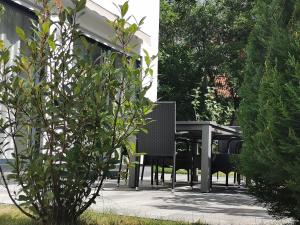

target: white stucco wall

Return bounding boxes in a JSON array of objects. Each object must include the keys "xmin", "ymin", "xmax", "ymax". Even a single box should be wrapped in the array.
[
  {"xmin": 11, "ymin": 0, "xmax": 160, "ymax": 101},
  {"xmin": 96, "ymin": 0, "xmax": 159, "ymax": 39},
  {"xmin": 82, "ymin": 0, "xmax": 160, "ymax": 101},
  {"xmin": 89, "ymin": 0, "xmax": 160, "ymax": 101}
]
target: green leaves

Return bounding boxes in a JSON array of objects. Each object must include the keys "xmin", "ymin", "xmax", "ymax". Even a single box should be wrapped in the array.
[
  {"xmin": 239, "ymin": 0, "xmax": 300, "ymax": 221},
  {"xmin": 74, "ymin": 83, "xmax": 81, "ymax": 95},
  {"xmin": 128, "ymin": 23, "xmax": 138, "ymax": 34},
  {"xmin": 45, "ymin": 191, "xmax": 54, "ymax": 201},
  {"xmin": 7, "ymin": 173, "xmax": 17, "ymax": 180},
  {"xmin": 48, "ymin": 39, "xmax": 56, "ymax": 50},
  {"xmin": 0, "ymin": 4, "xmax": 4, "ymax": 20},
  {"xmin": 18, "ymin": 195, "xmax": 30, "ymax": 202},
  {"xmin": 76, "ymin": 0, "xmax": 86, "ymax": 12},
  {"xmin": 0, "ymin": 46, "xmax": 9, "ymax": 64},
  {"xmin": 111, "ymin": 0, "xmax": 147, "ymax": 53},
  {"xmin": 121, "ymin": 1, "xmax": 129, "ymax": 18},
  {"xmin": 41, "ymin": 21, "xmax": 50, "ymax": 34},
  {"xmin": 159, "ymin": 0, "xmax": 253, "ymax": 121},
  {"xmin": 143, "ymin": 49, "xmax": 151, "ymax": 67},
  {"xmin": 16, "ymin": 26, "xmax": 26, "ymax": 41},
  {"xmin": 0, "ymin": 0, "xmax": 153, "ymax": 224},
  {"xmin": 0, "ymin": 39, "xmax": 4, "ymax": 50},
  {"xmin": 138, "ymin": 17, "xmax": 146, "ymax": 26}
]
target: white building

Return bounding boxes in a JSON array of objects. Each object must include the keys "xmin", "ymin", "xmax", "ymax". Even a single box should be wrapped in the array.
[
  {"xmin": 0, "ymin": 0, "xmax": 159, "ymax": 101},
  {"xmin": 0, "ymin": 0, "xmax": 160, "ymax": 162}
]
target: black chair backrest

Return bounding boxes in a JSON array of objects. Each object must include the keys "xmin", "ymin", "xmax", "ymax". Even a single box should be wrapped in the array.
[
  {"xmin": 217, "ymin": 138, "xmax": 242, "ymax": 154},
  {"xmin": 228, "ymin": 139, "xmax": 243, "ymax": 154},
  {"xmin": 137, "ymin": 102, "xmax": 176, "ymax": 157},
  {"xmin": 218, "ymin": 140, "xmax": 229, "ymax": 154},
  {"xmin": 213, "ymin": 138, "xmax": 243, "ymax": 174},
  {"xmin": 211, "ymin": 154, "xmax": 234, "ymax": 174}
]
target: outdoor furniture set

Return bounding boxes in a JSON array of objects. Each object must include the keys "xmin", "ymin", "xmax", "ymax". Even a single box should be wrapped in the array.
[{"xmin": 119, "ymin": 101, "xmax": 242, "ymax": 193}]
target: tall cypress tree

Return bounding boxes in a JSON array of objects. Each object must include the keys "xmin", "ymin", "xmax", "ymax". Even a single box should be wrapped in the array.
[{"xmin": 239, "ymin": 0, "xmax": 300, "ymax": 222}]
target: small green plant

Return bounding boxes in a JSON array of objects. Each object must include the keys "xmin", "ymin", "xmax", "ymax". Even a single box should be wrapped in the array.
[
  {"xmin": 192, "ymin": 86, "xmax": 234, "ymax": 125},
  {"xmin": 0, "ymin": 0, "xmax": 153, "ymax": 224}
]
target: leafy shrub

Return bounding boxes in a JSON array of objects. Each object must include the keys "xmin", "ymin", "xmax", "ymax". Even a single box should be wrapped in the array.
[{"xmin": 0, "ymin": 1, "xmax": 153, "ymax": 224}]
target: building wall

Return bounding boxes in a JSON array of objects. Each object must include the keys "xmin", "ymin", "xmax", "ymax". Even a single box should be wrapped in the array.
[
  {"xmin": 9, "ymin": 0, "xmax": 160, "ymax": 101},
  {"xmin": 0, "ymin": 0, "xmax": 160, "ymax": 161},
  {"xmin": 81, "ymin": 0, "xmax": 160, "ymax": 101}
]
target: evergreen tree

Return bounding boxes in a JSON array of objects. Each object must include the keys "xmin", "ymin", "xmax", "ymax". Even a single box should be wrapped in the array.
[{"xmin": 239, "ymin": 0, "xmax": 300, "ymax": 222}]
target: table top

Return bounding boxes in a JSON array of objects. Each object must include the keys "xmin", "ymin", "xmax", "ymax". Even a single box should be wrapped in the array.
[{"xmin": 176, "ymin": 121, "xmax": 241, "ymax": 136}]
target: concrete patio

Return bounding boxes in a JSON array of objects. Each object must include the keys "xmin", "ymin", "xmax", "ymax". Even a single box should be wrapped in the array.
[{"xmin": 0, "ymin": 172, "xmax": 292, "ymax": 225}]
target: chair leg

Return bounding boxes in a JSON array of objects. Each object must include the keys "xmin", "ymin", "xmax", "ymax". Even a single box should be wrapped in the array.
[
  {"xmin": 217, "ymin": 172, "xmax": 219, "ymax": 181},
  {"xmin": 161, "ymin": 159, "xmax": 165, "ymax": 184},
  {"xmin": 151, "ymin": 157, "xmax": 154, "ymax": 186},
  {"xmin": 134, "ymin": 156, "xmax": 140, "ymax": 190},
  {"xmin": 141, "ymin": 163, "xmax": 145, "ymax": 181},
  {"xmin": 172, "ymin": 153, "xmax": 176, "ymax": 192},
  {"xmin": 117, "ymin": 152, "xmax": 124, "ymax": 187},
  {"xmin": 155, "ymin": 159, "xmax": 159, "ymax": 186},
  {"xmin": 187, "ymin": 169, "xmax": 190, "ymax": 182},
  {"xmin": 234, "ymin": 172, "xmax": 237, "ymax": 184},
  {"xmin": 226, "ymin": 173, "xmax": 229, "ymax": 188},
  {"xmin": 190, "ymin": 152, "xmax": 194, "ymax": 187},
  {"xmin": 190, "ymin": 169, "xmax": 193, "ymax": 188},
  {"xmin": 125, "ymin": 167, "xmax": 128, "ymax": 181},
  {"xmin": 175, "ymin": 171, "xmax": 177, "ymax": 183},
  {"xmin": 237, "ymin": 173, "xmax": 241, "ymax": 187}
]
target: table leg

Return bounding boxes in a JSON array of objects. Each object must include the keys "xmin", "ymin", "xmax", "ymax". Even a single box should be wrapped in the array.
[
  {"xmin": 128, "ymin": 153, "xmax": 136, "ymax": 188},
  {"xmin": 191, "ymin": 141, "xmax": 199, "ymax": 182},
  {"xmin": 201, "ymin": 125, "xmax": 212, "ymax": 192},
  {"xmin": 128, "ymin": 137, "xmax": 139, "ymax": 189}
]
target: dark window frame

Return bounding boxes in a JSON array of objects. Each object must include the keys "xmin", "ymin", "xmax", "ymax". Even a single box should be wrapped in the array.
[
  {"xmin": 83, "ymin": 35, "xmax": 112, "ymax": 53},
  {"xmin": 0, "ymin": 0, "xmax": 37, "ymax": 20},
  {"xmin": 1, "ymin": 0, "xmax": 142, "ymax": 67}
]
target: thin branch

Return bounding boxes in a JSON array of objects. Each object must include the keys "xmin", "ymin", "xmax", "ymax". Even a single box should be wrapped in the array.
[
  {"xmin": 0, "ymin": 165, "xmax": 37, "ymax": 220},
  {"xmin": 75, "ymin": 174, "xmax": 106, "ymax": 217}
]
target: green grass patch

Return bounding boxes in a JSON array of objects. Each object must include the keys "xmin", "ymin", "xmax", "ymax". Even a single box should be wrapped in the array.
[
  {"xmin": 212, "ymin": 172, "xmax": 235, "ymax": 177},
  {"xmin": 0, "ymin": 204, "xmax": 205, "ymax": 225},
  {"xmin": 155, "ymin": 166, "xmax": 236, "ymax": 177},
  {"xmin": 155, "ymin": 166, "xmax": 188, "ymax": 175}
]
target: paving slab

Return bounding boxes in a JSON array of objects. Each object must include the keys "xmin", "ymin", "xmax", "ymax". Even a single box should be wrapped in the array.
[
  {"xmin": 0, "ymin": 173, "xmax": 292, "ymax": 225},
  {"xmin": 90, "ymin": 178, "xmax": 291, "ymax": 225}
]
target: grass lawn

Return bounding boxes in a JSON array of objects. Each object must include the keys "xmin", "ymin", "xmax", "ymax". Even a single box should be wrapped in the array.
[
  {"xmin": 0, "ymin": 204, "xmax": 205, "ymax": 225},
  {"xmin": 156, "ymin": 166, "xmax": 235, "ymax": 177},
  {"xmin": 156, "ymin": 166, "xmax": 188, "ymax": 175},
  {"xmin": 212, "ymin": 172, "xmax": 235, "ymax": 177}
]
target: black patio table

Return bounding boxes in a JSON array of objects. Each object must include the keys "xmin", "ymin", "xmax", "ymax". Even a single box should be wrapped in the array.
[{"xmin": 176, "ymin": 121, "xmax": 241, "ymax": 192}]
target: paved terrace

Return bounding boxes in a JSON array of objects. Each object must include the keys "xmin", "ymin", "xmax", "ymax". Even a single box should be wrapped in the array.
[{"xmin": 0, "ymin": 172, "xmax": 292, "ymax": 225}]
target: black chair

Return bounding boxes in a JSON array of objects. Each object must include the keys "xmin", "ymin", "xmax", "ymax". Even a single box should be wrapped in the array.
[
  {"xmin": 211, "ymin": 137, "xmax": 243, "ymax": 187},
  {"xmin": 174, "ymin": 140, "xmax": 192, "ymax": 182},
  {"xmin": 136, "ymin": 101, "xmax": 188, "ymax": 191},
  {"xmin": 140, "ymin": 139, "xmax": 191, "ymax": 186}
]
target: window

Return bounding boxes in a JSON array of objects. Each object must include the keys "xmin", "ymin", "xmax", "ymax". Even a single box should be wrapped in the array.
[
  {"xmin": 75, "ymin": 35, "xmax": 112, "ymax": 65},
  {"xmin": 0, "ymin": 0, "xmax": 36, "ymax": 65},
  {"xmin": 0, "ymin": 0, "xmax": 36, "ymax": 160},
  {"xmin": 75, "ymin": 35, "xmax": 141, "ymax": 69}
]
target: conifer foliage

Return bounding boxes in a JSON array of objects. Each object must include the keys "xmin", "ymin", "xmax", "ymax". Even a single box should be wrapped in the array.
[{"xmin": 239, "ymin": 0, "xmax": 300, "ymax": 222}]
